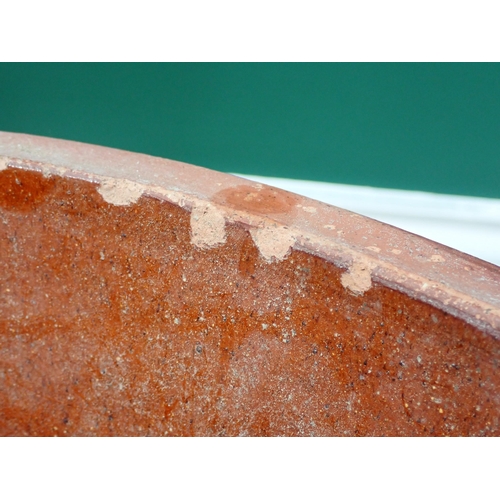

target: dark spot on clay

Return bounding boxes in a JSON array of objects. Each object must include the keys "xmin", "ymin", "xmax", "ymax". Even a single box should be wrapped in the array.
[
  {"xmin": 195, "ymin": 344, "xmax": 203, "ymax": 354},
  {"xmin": 213, "ymin": 184, "xmax": 301, "ymax": 216}
]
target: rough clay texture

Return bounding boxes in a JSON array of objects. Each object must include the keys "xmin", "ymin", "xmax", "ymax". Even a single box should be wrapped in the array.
[
  {"xmin": 190, "ymin": 203, "xmax": 227, "ymax": 249},
  {"xmin": 250, "ymin": 225, "xmax": 295, "ymax": 262},
  {"xmin": 341, "ymin": 259, "xmax": 376, "ymax": 295},
  {"xmin": 1, "ymin": 166, "xmax": 500, "ymax": 436},
  {"xmin": 97, "ymin": 177, "xmax": 146, "ymax": 206}
]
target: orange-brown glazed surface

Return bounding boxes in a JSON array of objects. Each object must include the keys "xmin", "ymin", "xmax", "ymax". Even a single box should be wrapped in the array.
[{"xmin": 1, "ymin": 167, "xmax": 499, "ymax": 436}]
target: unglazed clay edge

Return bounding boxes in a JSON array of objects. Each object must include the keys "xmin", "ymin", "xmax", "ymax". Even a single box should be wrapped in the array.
[{"xmin": 1, "ymin": 142, "xmax": 499, "ymax": 338}]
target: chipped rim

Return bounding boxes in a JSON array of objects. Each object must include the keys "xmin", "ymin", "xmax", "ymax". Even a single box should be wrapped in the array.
[{"xmin": 1, "ymin": 131, "xmax": 500, "ymax": 338}]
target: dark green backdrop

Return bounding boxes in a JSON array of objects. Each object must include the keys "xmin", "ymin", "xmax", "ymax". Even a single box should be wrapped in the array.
[{"xmin": 1, "ymin": 63, "xmax": 499, "ymax": 198}]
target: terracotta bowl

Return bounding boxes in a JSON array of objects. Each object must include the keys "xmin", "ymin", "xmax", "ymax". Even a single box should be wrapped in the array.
[{"xmin": 1, "ymin": 132, "xmax": 499, "ymax": 436}]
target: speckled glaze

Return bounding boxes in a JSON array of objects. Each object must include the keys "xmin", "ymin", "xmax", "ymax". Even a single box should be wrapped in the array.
[{"xmin": 1, "ymin": 132, "xmax": 500, "ymax": 436}]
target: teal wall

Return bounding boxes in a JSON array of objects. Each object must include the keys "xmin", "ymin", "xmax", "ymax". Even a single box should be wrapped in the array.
[{"xmin": 1, "ymin": 63, "xmax": 499, "ymax": 198}]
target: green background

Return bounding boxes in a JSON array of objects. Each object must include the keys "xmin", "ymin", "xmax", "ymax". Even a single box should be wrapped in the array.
[{"xmin": 1, "ymin": 63, "xmax": 499, "ymax": 198}]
